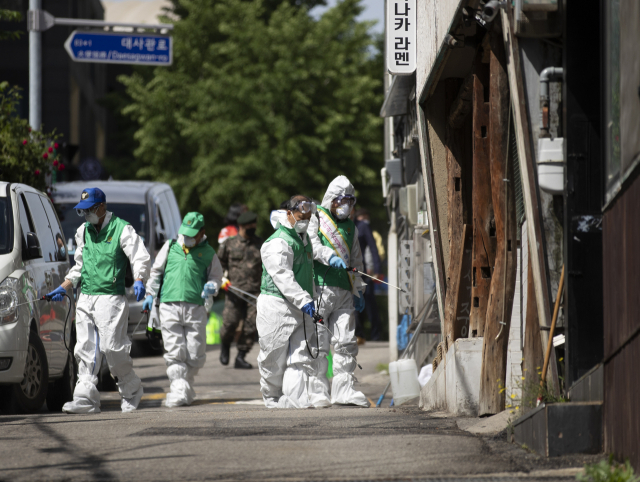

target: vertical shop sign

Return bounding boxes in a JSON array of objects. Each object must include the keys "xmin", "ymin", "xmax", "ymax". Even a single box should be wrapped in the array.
[{"xmin": 386, "ymin": 0, "xmax": 416, "ymax": 75}]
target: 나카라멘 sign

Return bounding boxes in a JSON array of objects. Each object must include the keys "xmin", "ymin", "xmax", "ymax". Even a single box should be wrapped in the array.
[
  {"xmin": 386, "ymin": 0, "xmax": 416, "ymax": 75},
  {"xmin": 64, "ymin": 30, "xmax": 172, "ymax": 66}
]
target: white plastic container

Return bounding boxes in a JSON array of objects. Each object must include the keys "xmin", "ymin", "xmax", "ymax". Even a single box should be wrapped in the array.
[
  {"xmin": 389, "ymin": 358, "xmax": 421, "ymax": 406},
  {"xmin": 537, "ymin": 137, "xmax": 565, "ymax": 195}
]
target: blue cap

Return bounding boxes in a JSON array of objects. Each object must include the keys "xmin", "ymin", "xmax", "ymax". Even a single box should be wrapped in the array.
[{"xmin": 74, "ymin": 188, "xmax": 106, "ymax": 210}]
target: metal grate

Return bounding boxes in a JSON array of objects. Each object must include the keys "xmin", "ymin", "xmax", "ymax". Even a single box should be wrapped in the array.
[{"xmin": 509, "ymin": 110, "xmax": 525, "ymax": 236}]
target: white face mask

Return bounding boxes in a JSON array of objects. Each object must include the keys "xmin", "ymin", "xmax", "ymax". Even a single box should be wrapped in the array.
[
  {"xmin": 294, "ymin": 220, "xmax": 309, "ymax": 233},
  {"xmin": 336, "ymin": 205, "xmax": 351, "ymax": 220},
  {"xmin": 183, "ymin": 235, "xmax": 197, "ymax": 247},
  {"xmin": 85, "ymin": 212, "xmax": 100, "ymax": 225}
]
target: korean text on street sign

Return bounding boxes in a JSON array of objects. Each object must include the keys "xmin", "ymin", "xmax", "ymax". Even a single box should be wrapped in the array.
[
  {"xmin": 386, "ymin": 0, "xmax": 416, "ymax": 75},
  {"xmin": 64, "ymin": 31, "xmax": 172, "ymax": 66}
]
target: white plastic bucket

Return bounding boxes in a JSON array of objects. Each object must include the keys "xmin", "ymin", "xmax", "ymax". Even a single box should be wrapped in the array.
[{"xmin": 389, "ymin": 358, "xmax": 421, "ymax": 406}]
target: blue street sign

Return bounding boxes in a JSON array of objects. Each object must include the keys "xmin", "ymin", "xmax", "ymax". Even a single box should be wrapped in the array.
[{"xmin": 64, "ymin": 30, "xmax": 173, "ymax": 66}]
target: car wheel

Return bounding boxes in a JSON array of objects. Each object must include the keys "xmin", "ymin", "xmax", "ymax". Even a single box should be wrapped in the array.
[
  {"xmin": 46, "ymin": 347, "xmax": 77, "ymax": 412},
  {"xmin": 1, "ymin": 330, "xmax": 50, "ymax": 414}
]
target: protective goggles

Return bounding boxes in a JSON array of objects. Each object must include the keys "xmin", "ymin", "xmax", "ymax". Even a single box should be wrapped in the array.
[
  {"xmin": 76, "ymin": 204, "xmax": 101, "ymax": 217},
  {"xmin": 292, "ymin": 200, "xmax": 317, "ymax": 215},
  {"xmin": 334, "ymin": 194, "xmax": 357, "ymax": 207}
]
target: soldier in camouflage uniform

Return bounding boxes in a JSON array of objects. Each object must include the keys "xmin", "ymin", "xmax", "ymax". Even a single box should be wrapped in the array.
[{"xmin": 217, "ymin": 211, "xmax": 263, "ymax": 369}]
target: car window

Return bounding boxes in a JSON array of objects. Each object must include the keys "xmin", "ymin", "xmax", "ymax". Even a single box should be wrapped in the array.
[
  {"xmin": 41, "ymin": 197, "xmax": 67, "ymax": 262},
  {"xmin": 0, "ymin": 197, "xmax": 12, "ymax": 255},
  {"xmin": 24, "ymin": 192, "xmax": 58, "ymax": 263},
  {"xmin": 55, "ymin": 203, "xmax": 150, "ymax": 247},
  {"xmin": 161, "ymin": 192, "xmax": 178, "ymax": 238},
  {"xmin": 17, "ymin": 194, "xmax": 35, "ymax": 250}
]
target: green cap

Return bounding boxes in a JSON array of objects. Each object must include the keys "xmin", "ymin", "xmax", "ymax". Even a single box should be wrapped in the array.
[{"xmin": 179, "ymin": 212, "xmax": 205, "ymax": 237}]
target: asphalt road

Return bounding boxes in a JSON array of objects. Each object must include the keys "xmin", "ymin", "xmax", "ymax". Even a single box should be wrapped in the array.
[{"xmin": 0, "ymin": 341, "xmax": 597, "ymax": 481}]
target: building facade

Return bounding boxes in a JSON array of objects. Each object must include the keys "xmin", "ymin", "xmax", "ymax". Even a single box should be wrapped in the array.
[{"xmin": 382, "ymin": 0, "xmax": 638, "ymax": 465}]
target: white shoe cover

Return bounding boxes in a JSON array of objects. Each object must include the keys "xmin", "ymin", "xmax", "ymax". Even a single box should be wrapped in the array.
[
  {"xmin": 278, "ymin": 363, "xmax": 330, "ymax": 409},
  {"xmin": 165, "ymin": 364, "xmax": 195, "ymax": 408},
  {"xmin": 121, "ymin": 385, "xmax": 144, "ymax": 412},
  {"xmin": 63, "ymin": 376, "xmax": 101, "ymax": 414},
  {"xmin": 62, "ymin": 399, "xmax": 101, "ymax": 414},
  {"xmin": 331, "ymin": 373, "xmax": 370, "ymax": 407},
  {"xmin": 263, "ymin": 396, "xmax": 279, "ymax": 408}
]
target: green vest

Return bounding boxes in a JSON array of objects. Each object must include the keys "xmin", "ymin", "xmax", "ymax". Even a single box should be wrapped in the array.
[
  {"xmin": 260, "ymin": 225, "xmax": 314, "ymax": 299},
  {"xmin": 161, "ymin": 241, "xmax": 215, "ymax": 305},
  {"xmin": 314, "ymin": 206, "xmax": 355, "ymax": 291},
  {"xmin": 80, "ymin": 216, "xmax": 129, "ymax": 296}
]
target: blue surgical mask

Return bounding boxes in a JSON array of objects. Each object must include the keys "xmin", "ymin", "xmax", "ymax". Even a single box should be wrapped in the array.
[{"xmin": 60, "ymin": 247, "xmax": 66, "ymax": 256}]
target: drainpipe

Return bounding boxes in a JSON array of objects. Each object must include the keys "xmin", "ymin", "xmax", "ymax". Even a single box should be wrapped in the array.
[
  {"xmin": 539, "ymin": 67, "xmax": 563, "ymax": 137},
  {"xmin": 388, "ymin": 209, "xmax": 399, "ymax": 362}
]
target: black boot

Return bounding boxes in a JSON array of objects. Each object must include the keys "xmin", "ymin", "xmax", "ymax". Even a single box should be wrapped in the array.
[
  {"xmin": 234, "ymin": 351, "xmax": 253, "ymax": 369},
  {"xmin": 220, "ymin": 343, "xmax": 230, "ymax": 366}
]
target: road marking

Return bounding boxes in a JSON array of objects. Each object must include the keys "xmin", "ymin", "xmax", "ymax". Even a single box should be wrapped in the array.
[{"xmin": 367, "ymin": 397, "xmax": 375, "ymax": 407}]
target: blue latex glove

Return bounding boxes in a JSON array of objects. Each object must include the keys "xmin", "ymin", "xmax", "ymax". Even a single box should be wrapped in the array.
[
  {"xmin": 134, "ymin": 280, "xmax": 146, "ymax": 302},
  {"xmin": 353, "ymin": 293, "xmax": 365, "ymax": 313},
  {"xmin": 142, "ymin": 295, "xmax": 153, "ymax": 312},
  {"xmin": 329, "ymin": 254, "xmax": 346, "ymax": 269},
  {"xmin": 46, "ymin": 285, "xmax": 66, "ymax": 302},
  {"xmin": 301, "ymin": 302, "xmax": 316, "ymax": 317},
  {"xmin": 202, "ymin": 281, "xmax": 219, "ymax": 297}
]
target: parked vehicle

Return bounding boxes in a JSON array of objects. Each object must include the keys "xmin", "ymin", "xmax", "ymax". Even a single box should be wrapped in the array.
[
  {"xmin": 51, "ymin": 181, "xmax": 182, "ymax": 343},
  {"xmin": 0, "ymin": 182, "xmax": 76, "ymax": 413}
]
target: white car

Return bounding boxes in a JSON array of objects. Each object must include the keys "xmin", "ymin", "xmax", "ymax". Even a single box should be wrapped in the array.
[{"xmin": 0, "ymin": 182, "xmax": 76, "ymax": 413}]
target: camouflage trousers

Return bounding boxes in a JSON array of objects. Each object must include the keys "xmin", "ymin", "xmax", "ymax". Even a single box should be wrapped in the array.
[{"xmin": 221, "ymin": 291, "xmax": 258, "ymax": 353}]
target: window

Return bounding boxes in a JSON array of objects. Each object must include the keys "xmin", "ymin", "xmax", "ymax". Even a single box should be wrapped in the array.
[
  {"xmin": 17, "ymin": 194, "xmax": 34, "ymax": 250},
  {"xmin": 55, "ymin": 203, "xmax": 150, "ymax": 248},
  {"xmin": 41, "ymin": 196, "xmax": 67, "ymax": 261},
  {"xmin": 24, "ymin": 193, "xmax": 58, "ymax": 263},
  {"xmin": 0, "ymin": 197, "xmax": 13, "ymax": 255}
]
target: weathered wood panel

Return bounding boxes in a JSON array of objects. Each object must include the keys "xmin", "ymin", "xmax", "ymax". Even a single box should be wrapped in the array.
[
  {"xmin": 479, "ymin": 30, "xmax": 518, "ymax": 416},
  {"xmin": 500, "ymin": 9, "xmax": 558, "ymax": 394},
  {"xmin": 451, "ymin": 224, "xmax": 473, "ymax": 340},
  {"xmin": 523, "ymin": 244, "xmax": 544, "ymax": 413},
  {"xmin": 470, "ymin": 55, "xmax": 493, "ymax": 338},
  {"xmin": 443, "ymin": 78, "xmax": 466, "ymax": 345}
]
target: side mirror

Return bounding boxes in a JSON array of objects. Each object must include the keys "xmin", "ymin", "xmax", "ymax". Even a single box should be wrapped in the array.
[
  {"xmin": 25, "ymin": 232, "xmax": 42, "ymax": 260},
  {"xmin": 156, "ymin": 231, "xmax": 166, "ymax": 249}
]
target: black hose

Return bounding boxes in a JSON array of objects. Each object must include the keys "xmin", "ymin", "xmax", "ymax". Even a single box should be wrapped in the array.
[
  {"xmin": 42, "ymin": 293, "xmax": 74, "ymax": 354},
  {"xmin": 304, "ymin": 265, "xmax": 332, "ymax": 360}
]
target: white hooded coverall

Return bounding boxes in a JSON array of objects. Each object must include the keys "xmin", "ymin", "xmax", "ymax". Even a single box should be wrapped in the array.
[
  {"xmin": 63, "ymin": 211, "xmax": 151, "ymax": 413},
  {"xmin": 308, "ymin": 176, "xmax": 370, "ymax": 407},
  {"xmin": 257, "ymin": 211, "xmax": 331, "ymax": 409},
  {"xmin": 146, "ymin": 235, "xmax": 223, "ymax": 407}
]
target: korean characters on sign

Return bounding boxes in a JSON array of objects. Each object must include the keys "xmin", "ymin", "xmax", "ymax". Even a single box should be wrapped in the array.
[{"xmin": 386, "ymin": 0, "xmax": 416, "ymax": 75}]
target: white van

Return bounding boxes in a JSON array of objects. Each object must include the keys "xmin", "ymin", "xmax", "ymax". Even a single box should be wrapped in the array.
[{"xmin": 0, "ymin": 182, "xmax": 76, "ymax": 413}]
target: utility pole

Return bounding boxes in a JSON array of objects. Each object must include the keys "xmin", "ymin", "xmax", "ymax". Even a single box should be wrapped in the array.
[{"xmin": 28, "ymin": 0, "xmax": 42, "ymax": 130}]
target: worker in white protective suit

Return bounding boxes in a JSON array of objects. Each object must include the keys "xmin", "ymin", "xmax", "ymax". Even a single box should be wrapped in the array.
[
  {"xmin": 46, "ymin": 187, "xmax": 150, "ymax": 414},
  {"xmin": 257, "ymin": 195, "xmax": 331, "ymax": 409},
  {"xmin": 143, "ymin": 212, "xmax": 223, "ymax": 407},
  {"xmin": 308, "ymin": 176, "xmax": 370, "ymax": 407}
]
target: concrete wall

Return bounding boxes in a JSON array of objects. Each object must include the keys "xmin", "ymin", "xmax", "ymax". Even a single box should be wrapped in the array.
[
  {"xmin": 424, "ymin": 82, "xmax": 450, "ymax": 277},
  {"xmin": 419, "ymin": 338, "xmax": 483, "ymax": 416},
  {"xmin": 506, "ymin": 247, "xmax": 523, "ymax": 405},
  {"xmin": 416, "ymin": 0, "xmax": 464, "ymax": 100}
]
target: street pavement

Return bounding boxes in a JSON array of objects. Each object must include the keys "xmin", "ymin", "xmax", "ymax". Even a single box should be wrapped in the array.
[{"xmin": 0, "ymin": 341, "xmax": 598, "ymax": 481}]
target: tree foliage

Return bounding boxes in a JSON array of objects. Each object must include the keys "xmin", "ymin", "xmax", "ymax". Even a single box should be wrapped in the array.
[
  {"xmin": 121, "ymin": 0, "xmax": 383, "ymax": 236},
  {"xmin": 0, "ymin": 9, "xmax": 23, "ymax": 41},
  {"xmin": 0, "ymin": 83, "xmax": 62, "ymax": 192}
]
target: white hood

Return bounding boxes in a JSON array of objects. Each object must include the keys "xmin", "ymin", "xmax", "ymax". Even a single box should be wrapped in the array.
[
  {"xmin": 321, "ymin": 176, "xmax": 355, "ymax": 210},
  {"xmin": 270, "ymin": 210, "xmax": 291, "ymax": 230}
]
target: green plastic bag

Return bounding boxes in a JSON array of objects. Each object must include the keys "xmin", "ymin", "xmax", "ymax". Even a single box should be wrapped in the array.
[
  {"xmin": 207, "ymin": 311, "xmax": 222, "ymax": 345},
  {"xmin": 326, "ymin": 350, "xmax": 333, "ymax": 379}
]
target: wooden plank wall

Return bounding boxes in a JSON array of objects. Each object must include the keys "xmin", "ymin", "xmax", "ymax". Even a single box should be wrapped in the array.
[
  {"xmin": 470, "ymin": 53, "xmax": 494, "ymax": 338},
  {"xmin": 479, "ymin": 30, "xmax": 518, "ymax": 416}
]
